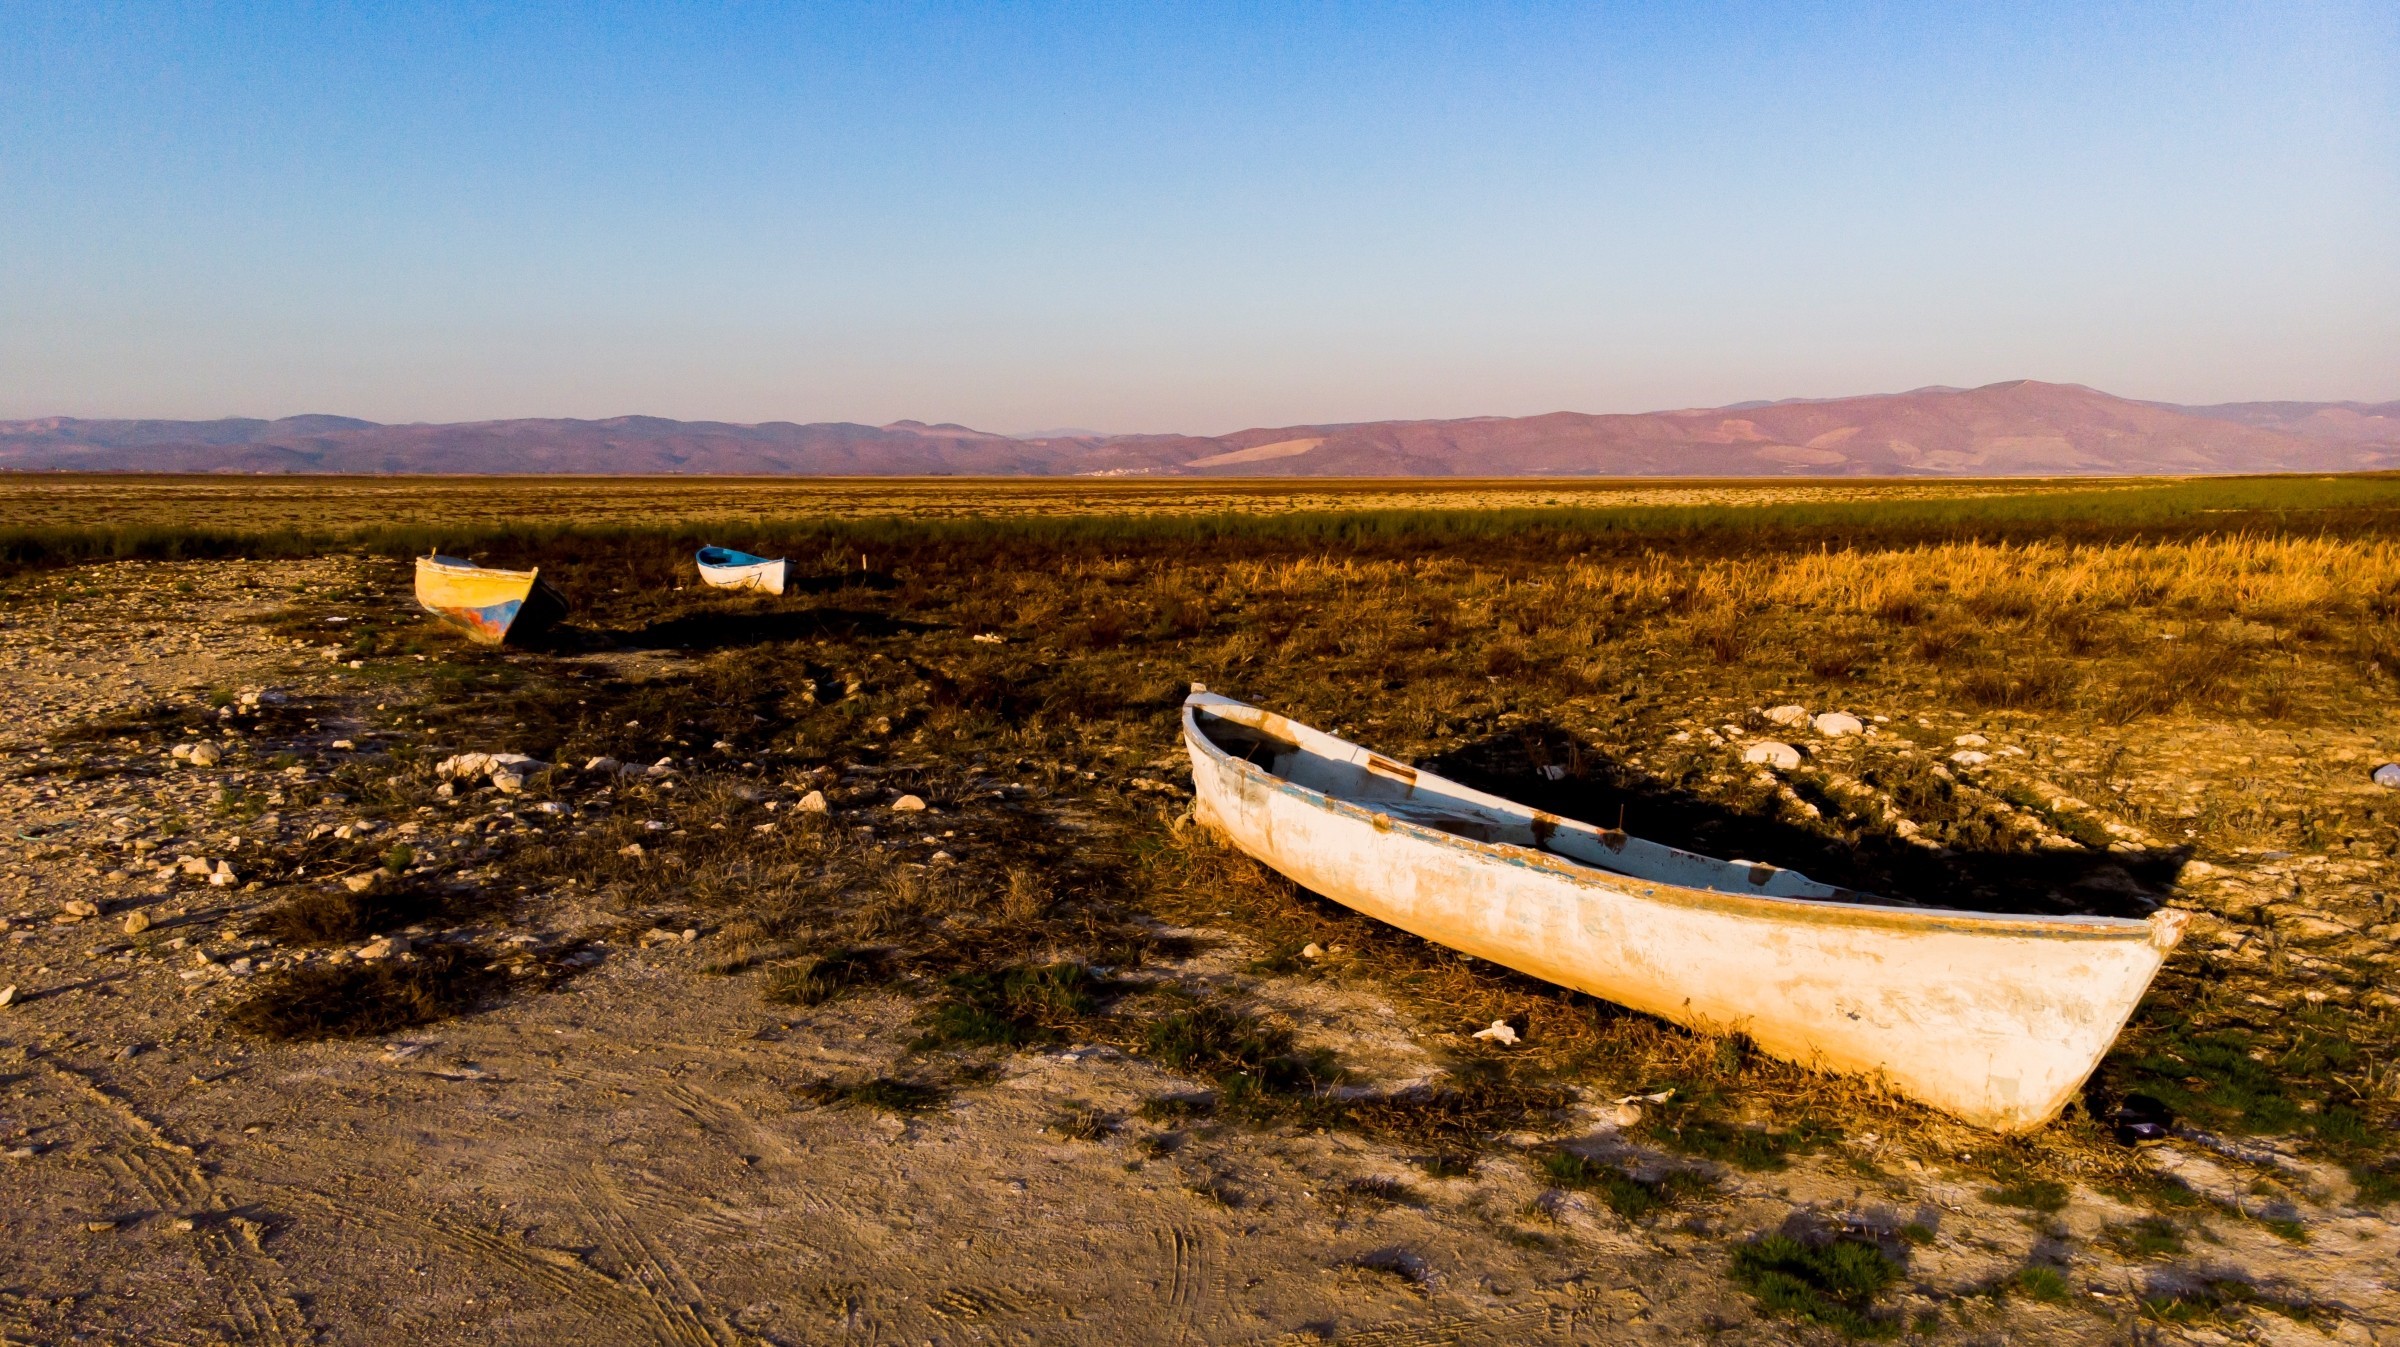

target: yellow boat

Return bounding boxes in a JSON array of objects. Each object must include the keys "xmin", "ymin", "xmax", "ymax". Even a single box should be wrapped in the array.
[{"xmin": 413, "ymin": 554, "xmax": 569, "ymax": 645}]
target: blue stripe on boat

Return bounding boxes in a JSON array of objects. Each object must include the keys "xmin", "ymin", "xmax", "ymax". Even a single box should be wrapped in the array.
[{"xmin": 696, "ymin": 546, "xmax": 767, "ymax": 567}]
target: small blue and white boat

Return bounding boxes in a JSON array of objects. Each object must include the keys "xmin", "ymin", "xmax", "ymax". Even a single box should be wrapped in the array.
[{"xmin": 695, "ymin": 546, "xmax": 788, "ymax": 595}]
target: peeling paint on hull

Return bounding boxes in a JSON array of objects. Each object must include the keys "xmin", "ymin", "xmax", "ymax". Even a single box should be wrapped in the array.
[
  {"xmin": 1182, "ymin": 690, "xmax": 2186, "ymax": 1133},
  {"xmin": 413, "ymin": 555, "xmax": 569, "ymax": 646}
]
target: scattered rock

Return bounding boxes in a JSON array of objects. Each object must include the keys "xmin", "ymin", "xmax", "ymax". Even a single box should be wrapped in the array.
[
  {"xmin": 330, "ymin": 739, "xmax": 356, "ymax": 751},
  {"xmin": 1471, "ymin": 1020, "xmax": 1519, "ymax": 1046},
  {"xmin": 1954, "ymin": 733, "xmax": 1990, "ymax": 747},
  {"xmin": 342, "ymin": 873, "xmax": 380, "ymax": 893},
  {"xmin": 2374, "ymin": 763, "xmax": 2400, "ymax": 789},
  {"xmin": 186, "ymin": 742, "xmax": 222, "ymax": 768},
  {"xmin": 357, "ymin": 936, "xmax": 409, "ymax": 961},
  {"xmin": 1300, "ymin": 942, "xmax": 1325, "ymax": 961},
  {"xmin": 208, "ymin": 862, "xmax": 237, "ymax": 888},
  {"xmin": 972, "ymin": 633, "xmax": 1006, "ymax": 644},
  {"xmin": 491, "ymin": 771, "xmax": 526, "ymax": 794},
  {"xmin": 121, "ymin": 911, "xmax": 152, "ymax": 935},
  {"xmin": 797, "ymin": 790, "xmax": 830, "ymax": 814},
  {"xmin": 0, "ymin": 985, "xmax": 14, "ymax": 1008},
  {"xmin": 435, "ymin": 752, "xmax": 548, "ymax": 782},
  {"xmin": 1742, "ymin": 741, "xmax": 1802, "ymax": 770},
  {"xmin": 619, "ymin": 842, "xmax": 645, "ymax": 858},
  {"xmin": 61, "ymin": 900, "xmax": 99, "ymax": 919},
  {"xmin": 1811, "ymin": 711, "xmax": 1863, "ymax": 737},
  {"xmin": 892, "ymin": 795, "xmax": 928, "ymax": 813},
  {"xmin": 1607, "ymin": 1102, "xmax": 1642, "ymax": 1127},
  {"xmin": 1764, "ymin": 704, "xmax": 1811, "ymax": 728},
  {"xmin": 582, "ymin": 756, "xmax": 622, "ymax": 775},
  {"xmin": 1950, "ymin": 750, "xmax": 1993, "ymax": 767}
]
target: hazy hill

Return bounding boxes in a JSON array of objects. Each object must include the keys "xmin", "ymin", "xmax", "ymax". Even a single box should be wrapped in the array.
[{"xmin": 4, "ymin": 382, "xmax": 2392, "ymax": 476}]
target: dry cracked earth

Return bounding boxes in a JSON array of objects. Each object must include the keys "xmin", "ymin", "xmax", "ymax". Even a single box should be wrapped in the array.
[{"xmin": 0, "ymin": 558, "xmax": 2395, "ymax": 1346}]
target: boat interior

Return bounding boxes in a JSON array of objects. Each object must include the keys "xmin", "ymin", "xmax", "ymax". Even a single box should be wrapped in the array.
[{"xmin": 1193, "ymin": 703, "xmax": 1866, "ymax": 903}]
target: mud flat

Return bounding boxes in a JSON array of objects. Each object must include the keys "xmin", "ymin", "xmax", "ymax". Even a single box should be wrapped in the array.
[{"xmin": 1, "ymin": 513, "xmax": 2395, "ymax": 1342}]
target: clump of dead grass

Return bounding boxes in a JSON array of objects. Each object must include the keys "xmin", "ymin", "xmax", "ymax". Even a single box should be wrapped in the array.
[{"xmin": 226, "ymin": 946, "xmax": 507, "ymax": 1040}]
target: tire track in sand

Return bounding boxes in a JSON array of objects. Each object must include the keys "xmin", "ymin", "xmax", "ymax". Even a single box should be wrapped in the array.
[
  {"xmin": 34, "ymin": 1051, "xmax": 313, "ymax": 1346},
  {"xmin": 567, "ymin": 1165, "xmax": 745, "ymax": 1347}
]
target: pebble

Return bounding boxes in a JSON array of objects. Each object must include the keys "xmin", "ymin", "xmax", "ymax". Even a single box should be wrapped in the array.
[
  {"xmin": 0, "ymin": 985, "xmax": 15, "ymax": 1008},
  {"xmin": 342, "ymin": 873, "xmax": 380, "ymax": 893},
  {"xmin": 1811, "ymin": 712, "xmax": 1863, "ymax": 737},
  {"xmin": 61, "ymin": 900, "xmax": 100, "ymax": 919},
  {"xmin": 1471, "ymin": 1020, "xmax": 1519, "ymax": 1046},
  {"xmin": 583, "ymin": 756, "xmax": 622, "ymax": 775},
  {"xmin": 2374, "ymin": 763, "xmax": 2400, "ymax": 789},
  {"xmin": 491, "ymin": 771, "xmax": 525, "ymax": 794},
  {"xmin": 1764, "ymin": 704, "xmax": 1811, "ymax": 728},
  {"xmin": 1300, "ymin": 942, "xmax": 1324, "ymax": 960},
  {"xmin": 1742, "ymin": 741, "xmax": 1802, "ymax": 770},
  {"xmin": 1954, "ymin": 733, "xmax": 1990, "ymax": 747},
  {"xmin": 1950, "ymin": 750, "xmax": 1993, "ymax": 767},
  {"xmin": 892, "ymin": 795, "xmax": 928, "ymax": 812},
  {"xmin": 797, "ymin": 790, "xmax": 830, "ymax": 814},
  {"xmin": 357, "ymin": 936, "xmax": 408, "ymax": 960},
  {"xmin": 122, "ymin": 911, "xmax": 152, "ymax": 935},
  {"xmin": 186, "ymin": 742, "xmax": 222, "ymax": 767}
]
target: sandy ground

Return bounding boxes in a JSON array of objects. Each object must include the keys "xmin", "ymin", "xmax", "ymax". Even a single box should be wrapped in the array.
[{"xmin": 1, "ymin": 559, "xmax": 2394, "ymax": 1346}]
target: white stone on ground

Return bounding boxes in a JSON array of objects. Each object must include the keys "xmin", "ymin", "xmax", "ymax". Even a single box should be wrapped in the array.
[{"xmin": 1742, "ymin": 741, "xmax": 1802, "ymax": 770}]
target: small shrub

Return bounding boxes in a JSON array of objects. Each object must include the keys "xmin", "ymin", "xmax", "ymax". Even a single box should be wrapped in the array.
[
  {"xmin": 1957, "ymin": 661, "xmax": 2076, "ymax": 710},
  {"xmin": 761, "ymin": 947, "xmax": 891, "ymax": 1006},
  {"xmin": 1728, "ymin": 1234, "xmax": 1901, "ymax": 1338},
  {"xmin": 795, "ymin": 1075, "xmax": 948, "ymax": 1112},
  {"xmin": 2350, "ymin": 1161, "xmax": 2400, "ymax": 1209},
  {"xmin": 1982, "ymin": 1174, "xmax": 2070, "ymax": 1213},
  {"xmin": 1049, "ymin": 1103, "xmax": 1118, "ymax": 1142},
  {"xmin": 912, "ymin": 962, "xmax": 1102, "ymax": 1050},
  {"xmin": 249, "ymin": 885, "xmax": 440, "ymax": 946},
  {"xmin": 1647, "ymin": 1113, "xmax": 1838, "ymax": 1172},
  {"xmin": 226, "ymin": 946, "xmax": 505, "ymax": 1039},
  {"xmin": 2102, "ymin": 1217, "xmax": 2186, "ymax": 1259},
  {"xmin": 2009, "ymin": 1265, "xmax": 2072, "ymax": 1303},
  {"xmin": 1342, "ymin": 1176, "xmax": 1420, "ymax": 1206},
  {"xmin": 1539, "ymin": 1151, "xmax": 1711, "ymax": 1221}
]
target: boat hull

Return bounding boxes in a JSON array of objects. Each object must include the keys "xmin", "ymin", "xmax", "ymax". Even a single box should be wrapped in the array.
[
  {"xmin": 696, "ymin": 556, "xmax": 787, "ymax": 595},
  {"xmin": 1182, "ymin": 692, "xmax": 2184, "ymax": 1133},
  {"xmin": 414, "ymin": 556, "xmax": 569, "ymax": 646}
]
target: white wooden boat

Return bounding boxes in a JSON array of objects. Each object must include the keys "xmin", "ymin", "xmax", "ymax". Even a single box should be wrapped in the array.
[
  {"xmin": 695, "ymin": 546, "xmax": 787, "ymax": 595},
  {"xmin": 1181, "ymin": 689, "xmax": 2188, "ymax": 1132}
]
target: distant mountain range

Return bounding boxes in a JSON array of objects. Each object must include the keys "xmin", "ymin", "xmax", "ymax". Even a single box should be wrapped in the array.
[{"xmin": 4, "ymin": 381, "xmax": 2394, "ymax": 477}]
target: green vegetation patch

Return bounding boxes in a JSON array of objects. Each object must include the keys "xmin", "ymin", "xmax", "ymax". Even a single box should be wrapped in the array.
[
  {"xmin": 1728, "ymin": 1234, "xmax": 1903, "ymax": 1338},
  {"xmin": 1538, "ymin": 1151, "xmax": 1713, "ymax": 1221}
]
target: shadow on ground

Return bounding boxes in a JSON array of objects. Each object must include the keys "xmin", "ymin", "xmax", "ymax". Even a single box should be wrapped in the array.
[{"xmin": 545, "ymin": 606, "xmax": 938, "ymax": 653}]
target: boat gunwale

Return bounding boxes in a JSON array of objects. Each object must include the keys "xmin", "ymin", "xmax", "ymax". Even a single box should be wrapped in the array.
[
  {"xmin": 1183, "ymin": 693, "xmax": 2180, "ymax": 945},
  {"xmin": 417, "ymin": 554, "xmax": 545, "ymax": 586},
  {"xmin": 695, "ymin": 546, "xmax": 779, "ymax": 570}
]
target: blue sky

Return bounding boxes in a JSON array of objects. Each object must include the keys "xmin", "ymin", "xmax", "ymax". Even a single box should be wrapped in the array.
[{"xmin": 2, "ymin": 2, "xmax": 2393, "ymax": 430}]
